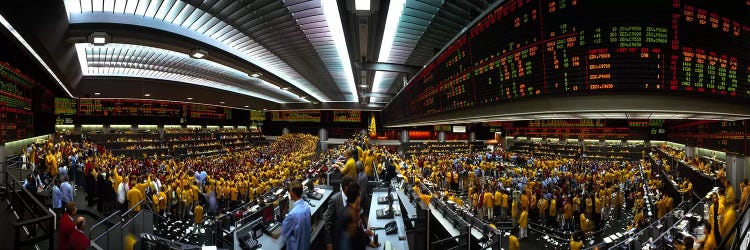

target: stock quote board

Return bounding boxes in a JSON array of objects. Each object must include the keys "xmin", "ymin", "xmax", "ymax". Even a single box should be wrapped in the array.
[{"xmin": 383, "ymin": 0, "xmax": 750, "ymax": 124}]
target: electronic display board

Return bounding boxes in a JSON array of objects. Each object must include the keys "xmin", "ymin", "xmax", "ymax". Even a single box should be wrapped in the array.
[
  {"xmin": 271, "ymin": 111, "xmax": 321, "ymax": 122},
  {"xmin": 78, "ymin": 99, "xmax": 185, "ymax": 117},
  {"xmin": 189, "ymin": 104, "xmax": 231, "ymax": 120},
  {"xmin": 54, "ymin": 98, "xmax": 74, "ymax": 116},
  {"xmin": 250, "ymin": 110, "xmax": 266, "ymax": 121},
  {"xmin": 0, "ymin": 61, "xmax": 34, "ymax": 142},
  {"xmin": 384, "ymin": 0, "xmax": 750, "ymax": 124},
  {"xmin": 333, "ymin": 110, "xmax": 361, "ymax": 123}
]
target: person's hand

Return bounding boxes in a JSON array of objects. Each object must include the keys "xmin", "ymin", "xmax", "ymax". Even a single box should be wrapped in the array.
[
  {"xmin": 368, "ymin": 241, "xmax": 380, "ymax": 248},
  {"xmin": 366, "ymin": 228, "xmax": 375, "ymax": 237}
]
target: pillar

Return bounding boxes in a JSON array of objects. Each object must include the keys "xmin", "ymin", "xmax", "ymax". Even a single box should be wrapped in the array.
[
  {"xmin": 438, "ymin": 131, "xmax": 446, "ymax": 142},
  {"xmin": 469, "ymin": 132, "xmax": 476, "ymax": 142},
  {"xmin": 282, "ymin": 128, "xmax": 290, "ymax": 135},
  {"xmin": 319, "ymin": 128, "xmax": 328, "ymax": 151},
  {"xmin": 685, "ymin": 146, "xmax": 696, "ymax": 158},
  {"xmin": 400, "ymin": 130, "xmax": 409, "ymax": 143},
  {"xmin": 726, "ymin": 153, "xmax": 746, "ymax": 193}
]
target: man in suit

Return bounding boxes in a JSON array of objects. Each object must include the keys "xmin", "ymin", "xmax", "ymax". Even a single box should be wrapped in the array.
[
  {"xmin": 325, "ymin": 175, "xmax": 354, "ymax": 250},
  {"xmin": 356, "ymin": 161, "xmax": 370, "ymax": 217}
]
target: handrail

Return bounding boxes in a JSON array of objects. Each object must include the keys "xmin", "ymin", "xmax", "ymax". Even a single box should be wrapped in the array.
[
  {"xmin": 88, "ymin": 211, "xmax": 121, "ymax": 239},
  {"xmin": 91, "ymin": 220, "xmax": 122, "ymax": 243}
]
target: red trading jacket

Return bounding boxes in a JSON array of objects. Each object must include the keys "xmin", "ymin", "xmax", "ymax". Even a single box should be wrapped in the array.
[
  {"xmin": 58, "ymin": 215, "xmax": 75, "ymax": 250},
  {"xmin": 68, "ymin": 229, "xmax": 91, "ymax": 250}
]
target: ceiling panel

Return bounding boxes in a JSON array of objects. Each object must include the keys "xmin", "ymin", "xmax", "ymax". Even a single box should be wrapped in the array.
[
  {"xmin": 75, "ymin": 43, "xmax": 303, "ymax": 103},
  {"xmin": 64, "ymin": 0, "xmax": 360, "ymax": 103}
]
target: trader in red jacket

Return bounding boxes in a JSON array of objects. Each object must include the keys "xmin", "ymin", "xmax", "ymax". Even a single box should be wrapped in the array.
[
  {"xmin": 58, "ymin": 202, "xmax": 77, "ymax": 250},
  {"xmin": 68, "ymin": 217, "xmax": 91, "ymax": 250}
]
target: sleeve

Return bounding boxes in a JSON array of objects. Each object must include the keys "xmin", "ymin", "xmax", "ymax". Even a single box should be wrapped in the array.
[
  {"xmin": 324, "ymin": 196, "xmax": 337, "ymax": 245},
  {"xmin": 281, "ymin": 213, "xmax": 296, "ymax": 240}
]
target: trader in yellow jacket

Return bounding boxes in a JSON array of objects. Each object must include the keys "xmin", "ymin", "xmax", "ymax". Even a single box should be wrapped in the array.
[
  {"xmin": 508, "ymin": 234, "xmax": 520, "ymax": 250},
  {"xmin": 519, "ymin": 208, "xmax": 529, "ymax": 239},
  {"xmin": 484, "ymin": 190, "xmax": 494, "ymax": 220}
]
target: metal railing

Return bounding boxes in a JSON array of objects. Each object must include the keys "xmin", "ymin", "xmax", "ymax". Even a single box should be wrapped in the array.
[{"xmin": 3, "ymin": 162, "xmax": 56, "ymax": 250}]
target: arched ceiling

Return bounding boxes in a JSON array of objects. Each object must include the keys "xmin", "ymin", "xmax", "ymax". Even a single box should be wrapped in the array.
[{"xmin": 0, "ymin": 0, "xmax": 500, "ymax": 110}]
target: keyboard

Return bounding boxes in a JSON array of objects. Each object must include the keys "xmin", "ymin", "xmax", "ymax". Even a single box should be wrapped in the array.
[{"xmin": 265, "ymin": 222, "xmax": 281, "ymax": 239}]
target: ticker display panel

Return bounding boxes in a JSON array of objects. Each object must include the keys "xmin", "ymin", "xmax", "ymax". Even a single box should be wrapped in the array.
[
  {"xmin": 250, "ymin": 110, "xmax": 266, "ymax": 121},
  {"xmin": 384, "ymin": 0, "xmax": 750, "ymax": 124},
  {"xmin": 271, "ymin": 111, "xmax": 322, "ymax": 122},
  {"xmin": 54, "ymin": 97, "xmax": 77, "ymax": 115},
  {"xmin": 78, "ymin": 99, "xmax": 185, "ymax": 117},
  {"xmin": 189, "ymin": 104, "xmax": 231, "ymax": 120},
  {"xmin": 333, "ymin": 110, "xmax": 361, "ymax": 123},
  {"xmin": 0, "ymin": 61, "xmax": 34, "ymax": 142}
]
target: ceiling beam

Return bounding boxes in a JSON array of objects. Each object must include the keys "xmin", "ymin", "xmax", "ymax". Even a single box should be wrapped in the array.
[{"xmin": 354, "ymin": 61, "xmax": 421, "ymax": 73}]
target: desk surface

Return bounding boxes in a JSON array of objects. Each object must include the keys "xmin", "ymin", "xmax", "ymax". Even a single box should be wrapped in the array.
[
  {"xmin": 367, "ymin": 191, "xmax": 409, "ymax": 250},
  {"xmin": 258, "ymin": 187, "xmax": 332, "ymax": 250},
  {"xmin": 430, "ymin": 206, "xmax": 484, "ymax": 240}
]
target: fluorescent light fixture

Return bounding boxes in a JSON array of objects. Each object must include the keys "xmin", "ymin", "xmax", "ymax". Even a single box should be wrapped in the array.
[
  {"xmin": 250, "ymin": 73, "xmax": 261, "ymax": 78},
  {"xmin": 360, "ymin": 84, "xmax": 369, "ymax": 88},
  {"xmin": 190, "ymin": 49, "xmax": 207, "ymax": 59},
  {"xmin": 263, "ymin": 108, "xmax": 267, "ymax": 111},
  {"xmin": 144, "ymin": 93, "xmax": 151, "ymax": 97},
  {"xmin": 300, "ymin": 96, "xmax": 307, "ymax": 99},
  {"xmin": 94, "ymin": 92, "xmax": 101, "ymax": 96},
  {"xmin": 90, "ymin": 32, "xmax": 109, "ymax": 45},
  {"xmin": 0, "ymin": 13, "xmax": 74, "ymax": 97},
  {"xmin": 322, "ymin": 0, "xmax": 359, "ymax": 102},
  {"xmin": 372, "ymin": 0, "xmax": 406, "ymax": 94},
  {"xmin": 281, "ymin": 87, "xmax": 290, "ymax": 90},
  {"xmin": 244, "ymin": 105, "xmax": 249, "ymax": 108},
  {"xmin": 355, "ymin": 0, "xmax": 371, "ymax": 10},
  {"xmin": 187, "ymin": 97, "xmax": 193, "ymax": 100},
  {"xmin": 220, "ymin": 101, "xmax": 225, "ymax": 104}
]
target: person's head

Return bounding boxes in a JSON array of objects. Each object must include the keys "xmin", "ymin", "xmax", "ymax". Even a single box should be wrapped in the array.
[
  {"xmin": 344, "ymin": 149, "xmax": 351, "ymax": 157},
  {"xmin": 342, "ymin": 175, "xmax": 354, "ymax": 193},
  {"xmin": 682, "ymin": 236, "xmax": 694, "ymax": 249},
  {"xmin": 345, "ymin": 183, "xmax": 360, "ymax": 206},
  {"xmin": 66, "ymin": 202, "xmax": 77, "ymax": 215},
  {"xmin": 54, "ymin": 179, "xmax": 61, "ymax": 187},
  {"xmin": 288, "ymin": 180, "xmax": 303, "ymax": 201},
  {"xmin": 75, "ymin": 216, "xmax": 86, "ymax": 231}
]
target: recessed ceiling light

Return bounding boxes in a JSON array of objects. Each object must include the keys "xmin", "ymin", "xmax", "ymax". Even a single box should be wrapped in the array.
[
  {"xmin": 263, "ymin": 108, "xmax": 267, "ymax": 111},
  {"xmin": 90, "ymin": 32, "xmax": 109, "ymax": 45},
  {"xmin": 281, "ymin": 87, "xmax": 290, "ymax": 90},
  {"xmin": 187, "ymin": 97, "xmax": 193, "ymax": 100},
  {"xmin": 250, "ymin": 73, "xmax": 261, "ymax": 78},
  {"xmin": 300, "ymin": 96, "xmax": 307, "ymax": 99},
  {"xmin": 190, "ymin": 49, "xmax": 207, "ymax": 59},
  {"xmin": 220, "ymin": 101, "xmax": 225, "ymax": 104},
  {"xmin": 144, "ymin": 93, "xmax": 151, "ymax": 97},
  {"xmin": 94, "ymin": 92, "xmax": 101, "ymax": 96},
  {"xmin": 355, "ymin": 0, "xmax": 371, "ymax": 10},
  {"xmin": 244, "ymin": 105, "xmax": 249, "ymax": 108},
  {"xmin": 360, "ymin": 84, "xmax": 369, "ymax": 88}
]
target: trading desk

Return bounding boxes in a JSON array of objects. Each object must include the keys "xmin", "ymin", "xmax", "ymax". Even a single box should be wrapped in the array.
[
  {"xmin": 257, "ymin": 187, "xmax": 332, "ymax": 249},
  {"xmin": 367, "ymin": 189, "xmax": 410, "ymax": 250}
]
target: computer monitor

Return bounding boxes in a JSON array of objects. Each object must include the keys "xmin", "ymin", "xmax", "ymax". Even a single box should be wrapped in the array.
[
  {"xmin": 279, "ymin": 197, "xmax": 289, "ymax": 218},
  {"xmin": 262, "ymin": 205, "xmax": 274, "ymax": 225}
]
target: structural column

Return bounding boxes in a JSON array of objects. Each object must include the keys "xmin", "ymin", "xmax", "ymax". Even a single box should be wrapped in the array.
[
  {"xmin": 319, "ymin": 128, "xmax": 328, "ymax": 151},
  {"xmin": 438, "ymin": 131, "xmax": 446, "ymax": 142}
]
